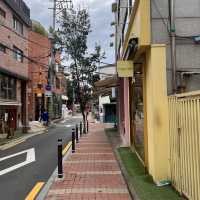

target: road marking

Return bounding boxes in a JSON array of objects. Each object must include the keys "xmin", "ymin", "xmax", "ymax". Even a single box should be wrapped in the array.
[
  {"xmin": 25, "ymin": 182, "xmax": 44, "ymax": 200},
  {"xmin": 62, "ymin": 141, "xmax": 72, "ymax": 155},
  {"xmin": 0, "ymin": 148, "xmax": 36, "ymax": 176},
  {"xmin": 65, "ymin": 124, "xmax": 72, "ymax": 128}
]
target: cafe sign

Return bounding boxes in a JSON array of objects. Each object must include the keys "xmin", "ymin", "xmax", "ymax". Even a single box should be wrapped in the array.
[{"xmin": 117, "ymin": 60, "xmax": 134, "ymax": 77}]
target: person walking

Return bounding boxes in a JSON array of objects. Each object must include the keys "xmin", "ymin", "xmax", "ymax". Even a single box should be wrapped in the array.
[{"xmin": 42, "ymin": 110, "xmax": 49, "ymax": 126}]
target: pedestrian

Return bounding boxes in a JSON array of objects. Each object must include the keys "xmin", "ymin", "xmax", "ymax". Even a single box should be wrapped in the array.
[{"xmin": 42, "ymin": 110, "xmax": 49, "ymax": 126}]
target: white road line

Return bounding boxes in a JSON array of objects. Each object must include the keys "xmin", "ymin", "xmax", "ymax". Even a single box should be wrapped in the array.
[
  {"xmin": 65, "ymin": 125, "xmax": 72, "ymax": 128},
  {"xmin": 0, "ymin": 148, "xmax": 36, "ymax": 176}
]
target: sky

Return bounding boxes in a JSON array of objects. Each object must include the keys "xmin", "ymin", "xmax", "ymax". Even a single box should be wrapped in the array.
[{"xmin": 24, "ymin": 0, "xmax": 115, "ymax": 65}]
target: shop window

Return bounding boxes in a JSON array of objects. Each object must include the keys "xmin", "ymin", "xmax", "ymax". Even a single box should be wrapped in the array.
[
  {"xmin": 132, "ymin": 70, "xmax": 144, "ymax": 161},
  {"xmin": 13, "ymin": 16, "xmax": 23, "ymax": 35},
  {"xmin": 0, "ymin": 7, "xmax": 6, "ymax": 18},
  {"xmin": 0, "ymin": 74, "xmax": 16, "ymax": 100},
  {"xmin": 13, "ymin": 46, "xmax": 23, "ymax": 62}
]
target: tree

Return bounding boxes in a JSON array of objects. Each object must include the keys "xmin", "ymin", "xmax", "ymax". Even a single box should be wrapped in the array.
[
  {"xmin": 56, "ymin": 7, "xmax": 104, "ymax": 130},
  {"xmin": 32, "ymin": 20, "xmax": 48, "ymax": 36}
]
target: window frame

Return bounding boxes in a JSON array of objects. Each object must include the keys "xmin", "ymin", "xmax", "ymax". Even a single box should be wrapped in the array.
[
  {"xmin": 0, "ymin": 43, "xmax": 6, "ymax": 53},
  {"xmin": 0, "ymin": 74, "xmax": 17, "ymax": 100},
  {"xmin": 0, "ymin": 7, "xmax": 6, "ymax": 18},
  {"xmin": 13, "ymin": 46, "xmax": 23, "ymax": 63},
  {"xmin": 13, "ymin": 16, "xmax": 23, "ymax": 35}
]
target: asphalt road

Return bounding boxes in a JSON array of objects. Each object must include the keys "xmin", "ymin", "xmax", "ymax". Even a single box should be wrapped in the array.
[{"xmin": 0, "ymin": 116, "xmax": 82, "ymax": 200}]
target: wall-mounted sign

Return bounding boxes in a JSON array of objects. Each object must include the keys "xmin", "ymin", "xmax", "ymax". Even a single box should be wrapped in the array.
[
  {"xmin": 45, "ymin": 84, "xmax": 51, "ymax": 91},
  {"xmin": 45, "ymin": 90, "xmax": 52, "ymax": 97},
  {"xmin": 117, "ymin": 60, "xmax": 134, "ymax": 77}
]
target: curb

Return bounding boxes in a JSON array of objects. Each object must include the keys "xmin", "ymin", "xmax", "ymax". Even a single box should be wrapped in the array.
[
  {"xmin": 115, "ymin": 149, "xmax": 140, "ymax": 200},
  {"xmin": 0, "ymin": 130, "xmax": 48, "ymax": 150},
  {"xmin": 36, "ymin": 142, "xmax": 72, "ymax": 200},
  {"xmin": 105, "ymin": 129, "xmax": 140, "ymax": 200}
]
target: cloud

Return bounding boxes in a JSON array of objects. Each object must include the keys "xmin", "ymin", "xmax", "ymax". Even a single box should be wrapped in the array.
[{"xmin": 24, "ymin": 0, "xmax": 115, "ymax": 64}]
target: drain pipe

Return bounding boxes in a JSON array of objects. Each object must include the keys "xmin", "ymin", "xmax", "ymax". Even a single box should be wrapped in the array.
[{"xmin": 169, "ymin": 0, "xmax": 177, "ymax": 93}]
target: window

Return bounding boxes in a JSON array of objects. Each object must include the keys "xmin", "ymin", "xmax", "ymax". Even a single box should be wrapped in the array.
[
  {"xmin": 13, "ymin": 17, "xmax": 23, "ymax": 35},
  {"xmin": 0, "ymin": 74, "xmax": 16, "ymax": 100},
  {"xmin": 0, "ymin": 7, "xmax": 6, "ymax": 18},
  {"xmin": 0, "ymin": 43, "xmax": 6, "ymax": 53},
  {"xmin": 13, "ymin": 46, "xmax": 23, "ymax": 62}
]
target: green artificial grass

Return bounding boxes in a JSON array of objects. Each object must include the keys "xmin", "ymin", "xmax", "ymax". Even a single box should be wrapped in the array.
[
  {"xmin": 105, "ymin": 127, "xmax": 119, "ymax": 137},
  {"xmin": 118, "ymin": 147, "xmax": 184, "ymax": 200}
]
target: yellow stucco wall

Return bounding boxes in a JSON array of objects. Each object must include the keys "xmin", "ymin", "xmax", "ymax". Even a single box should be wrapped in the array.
[
  {"xmin": 123, "ymin": 0, "xmax": 150, "ymax": 56},
  {"xmin": 144, "ymin": 44, "xmax": 170, "ymax": 181}
]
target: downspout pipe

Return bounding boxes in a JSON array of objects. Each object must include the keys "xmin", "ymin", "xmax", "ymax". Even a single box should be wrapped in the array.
[{"xmin": 169, "ymin": 0, "xmax": 177, "ymax": 93}]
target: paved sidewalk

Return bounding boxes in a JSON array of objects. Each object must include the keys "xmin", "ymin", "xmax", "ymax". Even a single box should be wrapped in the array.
[{"xmin": 45, "ymin": 123, "xmax": 132, "ymax": 200}]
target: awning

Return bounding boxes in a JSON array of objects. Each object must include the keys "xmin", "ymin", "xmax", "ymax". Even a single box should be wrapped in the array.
[
  {"xmin": 94, "ymin": 76, "xmax": 118, "ymax": 97},
  {"xmin": 0, "ymin": 66, "xmax": 29, "ymax": 81},
  {"xmin": 0, "ymin": 100, "xmax": 22, "ymax": 106},
  {"xmin": 62, "ymin": 95, "xmax": 68, "ymax": 100},
  {"xmin": 94, "ymin": 75, "xmax": 118, "ymax": 88}
]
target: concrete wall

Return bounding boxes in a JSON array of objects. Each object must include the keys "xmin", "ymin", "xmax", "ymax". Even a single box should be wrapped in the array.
[
  {"xmin": 151, "ymin": 0, "xmax": 200, "ymax": 94},
  {"xmin": 99, "ymin": 65, "xmax": 116, "ymax": 80}
]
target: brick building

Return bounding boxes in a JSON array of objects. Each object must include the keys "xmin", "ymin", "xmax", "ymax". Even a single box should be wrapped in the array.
[
  {"xmin": 28, "ymin": 29, "xmax": 50, "ymax": 121},
  {"xmin": 0, "ymin": 0, "xmax": 31, "ymax": 136},
  {"xmin": 28, "ymin": 22, "xmax": 66, "ymax": 121}
]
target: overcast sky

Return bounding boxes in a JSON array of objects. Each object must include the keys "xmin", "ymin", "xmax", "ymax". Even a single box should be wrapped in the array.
[{"xmin": 24, "ymin": 0, "xmax": 115, "ymax": 65}]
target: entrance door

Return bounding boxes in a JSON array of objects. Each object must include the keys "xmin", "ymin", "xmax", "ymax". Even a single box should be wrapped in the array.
[
  {"xmin": 8, "ymin": 109, "xmax": 17, "ymax": 130},
  {"xmin": 129, "ymin": 78, "xmax": 135, "ymax": 145}
]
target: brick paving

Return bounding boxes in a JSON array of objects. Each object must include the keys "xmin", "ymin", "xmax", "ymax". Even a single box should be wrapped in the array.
[{"xmin": 45, "ymin": 123, "xmax": 132, "ymax": 200}]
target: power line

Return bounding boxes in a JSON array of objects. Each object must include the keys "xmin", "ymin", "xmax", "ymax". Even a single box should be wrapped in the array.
[
  {"xmin": 0, "ymin": 23, "xmax": 50, "ymax": 49},
  {"xmin": 3, "ymin": 43, "xmax": 50, "ymax": 69},
  {"xmin": 152, "ymin": 0, "xmax": 170, "ymax": 33}
]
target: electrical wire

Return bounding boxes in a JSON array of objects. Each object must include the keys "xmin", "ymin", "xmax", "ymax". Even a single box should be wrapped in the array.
[
  {"xmin": 0, "ymin": 23, "xmax": 50, "ymax": 49},
  {"xmin": 152, "ymin": 0, "xmax": 200, "ymax": 39},
  {"xmin": 151, "ymin": 0, "xmax": 170, "ymax": 33},
  {"xmin": 3, "ymin": 43, "xmax": 50, "ymax": 69}
]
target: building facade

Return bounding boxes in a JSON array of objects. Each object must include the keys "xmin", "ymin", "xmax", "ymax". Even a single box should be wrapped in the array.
[
  {"xmin": 28, "ymin": 26, "xmax": 65, "ymax": 121},
  {"xmin": 0, "ymin": 0, "xmax": 31, "ymax": 136},
  {"xmin": 97, "ymin": 64, "xmax": 117, "ymax": 123},
  {"xmin": 28, "ymin": 29, "xmax": 50, "ymax": 121},
  {"xmin": 114, "ymin": 0, "xmax": 200, "ymax": 183}
]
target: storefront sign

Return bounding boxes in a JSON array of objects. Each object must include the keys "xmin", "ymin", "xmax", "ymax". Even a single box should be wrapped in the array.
[
  {"xmin": 45, "ymin": 90, "xmax": 52, "ymax": 97},
  {"xmin": 117, "ymin": 60, "xmax": 134, "ymax": 77}
]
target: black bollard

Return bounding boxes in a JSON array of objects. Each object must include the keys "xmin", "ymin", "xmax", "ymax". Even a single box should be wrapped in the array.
[
  {"xmin": 76, "ymin": 124, "xmax": 79, "ymax": 143},
  {"xmin": 87, "ymin": 120, "xmax": 89, "ymax": 133},
  {"xmin": 83, "ymin": 121, "xmax": 86, "ymax": 134},
  {"xmin": 80, "ymin": 122, "xmax": 82, "ymax": 137},
  {"xmin": 72, "ymin": 128, "xmax": 75, "ymax": 153},
  {"xmin": 58, "ymin": 139, "xmax": 63, "ymax": 178}
]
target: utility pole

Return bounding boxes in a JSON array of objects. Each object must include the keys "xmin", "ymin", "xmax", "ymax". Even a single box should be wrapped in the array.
[
  {"xmin": 169, "ymin": 0, "xmax": 177, "ymax": 94},
  {"xmin": 48, "ymin": 0, "xmax": 73, "ymax": 119}
]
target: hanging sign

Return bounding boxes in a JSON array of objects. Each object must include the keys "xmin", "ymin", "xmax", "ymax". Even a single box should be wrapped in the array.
[{"xmin": 117, "ymin": 60, "xmax": 134, "ymax": 77}]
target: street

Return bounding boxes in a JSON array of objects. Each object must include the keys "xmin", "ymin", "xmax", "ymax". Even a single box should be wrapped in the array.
[{"xmin": 0, "ymin": 116, "xmax": 82, "ymax": 200}]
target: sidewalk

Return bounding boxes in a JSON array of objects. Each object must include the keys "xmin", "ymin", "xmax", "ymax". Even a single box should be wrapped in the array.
[{"xmin": 45, "ymin": 123, "xmax": 132, "ymax": 200}]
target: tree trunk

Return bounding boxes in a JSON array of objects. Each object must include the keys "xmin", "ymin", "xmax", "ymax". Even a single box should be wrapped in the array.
[{"xmin": 81, "ymin": 111, "xmax": 86, "ymax": 134}]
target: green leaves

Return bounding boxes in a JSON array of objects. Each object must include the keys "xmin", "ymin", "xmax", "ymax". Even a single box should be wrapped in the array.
[{"xmin": 56, "ymin": 7, "xmax": 104, "ymax": 113}]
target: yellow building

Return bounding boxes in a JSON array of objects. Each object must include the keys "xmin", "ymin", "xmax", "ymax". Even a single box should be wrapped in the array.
[{"xmin": 114, "ymin": 0, "xmax": 170, "ymax": 182}]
